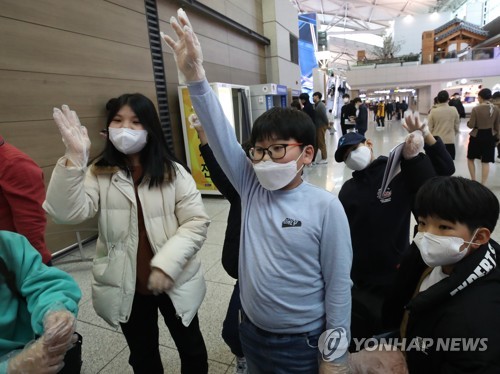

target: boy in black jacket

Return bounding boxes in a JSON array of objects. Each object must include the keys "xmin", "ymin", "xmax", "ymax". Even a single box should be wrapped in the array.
[
  {"xmin": 191, "ymin": 117, "xmax": 248, "ymax": 374},
  {"xmin": 383, "ymin": 176, "xmax": 500, "ymax": 373},
  {"xmin": 335, "ymin": 114, "xmax": 455, "ymax": 345}
]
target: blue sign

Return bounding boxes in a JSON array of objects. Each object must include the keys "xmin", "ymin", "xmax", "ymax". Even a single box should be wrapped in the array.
[
  {"xmin": 299, "ymin": 13, "xmax": 318, "ymax": 96},
  {"xmin": 281, "ymin": 95, "xmax": 287, "ymax": 108},
  {"xmin": 277, "ymin": 85, "xmax": 287, "ymax": 95},
  {"xmin": 266, "ymin": 95, "xmax": 274, "ymax": 110}
]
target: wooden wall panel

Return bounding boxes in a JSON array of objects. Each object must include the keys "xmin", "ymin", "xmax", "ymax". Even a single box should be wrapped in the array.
[
  {"xmin": 0, "ymin": 18, "xmax": 153, "ymax": 80},
  {"xmin": 104, "ymin": 0, "xmax": 146, "ymax": 14},
  {"xmin": 225, "ymin": 1, "xmax": 263, "ymax": 34},
  {"xmin": 0, "ymin": 0, "xmax": 150, "ymax": 47},
  {"xmin": 0, "ymin": 71, "xmax": 157, "ymax": 123},
  {"xmin": 0, "ymin": 118, "xmax": 107, "ymax": 168}
]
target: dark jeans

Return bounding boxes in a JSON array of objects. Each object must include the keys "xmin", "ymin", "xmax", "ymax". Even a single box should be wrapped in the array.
[
  {"xmin": 120, "ymin": 292, "xmax": 208, "ymax": 374},
  {"xmin": 350, "ymin": 283, "xmax": 387, "ymax": 352},
  {"xmin": 376, "ymin": 116, "xmax": 385, "ymax": 127},
  {"xmin": 445, "ymin": 143, "xmax": 456, "ymax": 160},
  {"xmin": 239, "ymin": 312, "xmax": 323, "ymax": 374},
  {"xmin": 222, "ymin": 282, "xmax": 244, "ymax": 357}
]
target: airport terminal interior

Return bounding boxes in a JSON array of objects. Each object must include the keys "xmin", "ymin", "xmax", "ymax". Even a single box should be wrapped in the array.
[
  {"xmin": 54, "ymin": 117, "xmax": 500, "ymax": 373},
  {"xmin": 1, "ymin": 0, "xmax": 500, "ymax": 372}
]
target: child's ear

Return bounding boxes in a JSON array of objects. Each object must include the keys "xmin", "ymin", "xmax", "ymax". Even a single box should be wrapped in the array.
[
  {"xmin": 473, "ymin": 227, "xmax": 491, "ymax": 247},
  {"xmin": 302, "ymin": 145, "xmax": 315, "ymax": 165}
]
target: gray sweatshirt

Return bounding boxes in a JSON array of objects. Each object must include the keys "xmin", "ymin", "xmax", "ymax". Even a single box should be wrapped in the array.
[{"xmin": 188, "ymin": 80, "xmax": 352, "ymax": 341}]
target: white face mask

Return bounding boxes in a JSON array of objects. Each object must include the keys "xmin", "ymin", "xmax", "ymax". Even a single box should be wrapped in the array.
[
  {"xmin": 345, "ymin": 145, "xmax": 372, "ymax": 171},
  {"xmin": 414, "ymin": 230, "xmax": 479, "ymax": 267},
  {"xmin": 108, "ymin": 128, "xmax": 148, "ymax": 155},
  {"xmin": 253, "ymin": 150, "xmax": 305, "ymax": 191},
  {"xmin": 343, "ymin": 98, "xmax": 349, "ymax": 104}
]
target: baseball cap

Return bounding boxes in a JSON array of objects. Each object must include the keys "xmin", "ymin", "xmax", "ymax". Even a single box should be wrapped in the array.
[{"xmin": 335, "ymin": 132, "xmax": 366, "ymax": 162}]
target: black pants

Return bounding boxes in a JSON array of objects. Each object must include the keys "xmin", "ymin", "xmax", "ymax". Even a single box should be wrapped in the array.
[
  {"xmin": 445, "ymin": 143, "xmax": 456, "ymax": 160},
  {"xmin": 120, "ymin": 292, "xmax": 208, "ymax": 374}
]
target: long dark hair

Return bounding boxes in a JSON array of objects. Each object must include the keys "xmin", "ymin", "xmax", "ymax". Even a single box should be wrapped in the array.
[{"xmin": 94, "ymin": 93, "xmax": 182, "ymax": 188}]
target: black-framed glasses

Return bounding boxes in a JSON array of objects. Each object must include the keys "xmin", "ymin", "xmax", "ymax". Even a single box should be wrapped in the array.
[{"xmin": 249, "ymin": 143, "xmax": 303, "ymax": 161}]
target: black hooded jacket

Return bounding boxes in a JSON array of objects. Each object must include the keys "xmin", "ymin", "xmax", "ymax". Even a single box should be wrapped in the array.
[
  {"xmin": 383, "ymin": 240, "xmax": 500, "ymax": 373},
  {"xmin": 338, "ymin": 138, "xmax": 455, "ymax": 291}
]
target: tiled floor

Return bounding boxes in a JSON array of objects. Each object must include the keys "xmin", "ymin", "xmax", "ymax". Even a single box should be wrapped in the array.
[{"xmin": 54, "ymin": 114, "xmax": 500, "ymax": 373}]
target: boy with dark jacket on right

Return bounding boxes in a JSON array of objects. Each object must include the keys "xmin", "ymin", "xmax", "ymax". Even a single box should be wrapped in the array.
[
  {"xmin": 335, "ymin": 115, "xmax": 455, "ymax": 344},
  {"xmin": 383, "ymin": 176, "xmax": 500, "ymax": 373}
]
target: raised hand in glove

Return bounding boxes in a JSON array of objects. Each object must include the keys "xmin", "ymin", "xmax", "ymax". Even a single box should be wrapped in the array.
[
  {"xmin": 53, "ymin": 105, "xmax": 91, "ymax": 168},
  {"xmin": 402, "ymin": 111, "xmax": 428, "ymax": 136},
  {"xmin": 147, "ymin": 268, "xmax": 174, "ymax": 295},
  {"xmin": 161, "ymin": 8, "xmax": 206, "ymax": 83},
  {"xmin": 402, "ymin": 130, "xmax": 425, "ymax": 160},
  {"xmin": 188, "ymin": 114, "xmax": 208, "ymax": 145}
]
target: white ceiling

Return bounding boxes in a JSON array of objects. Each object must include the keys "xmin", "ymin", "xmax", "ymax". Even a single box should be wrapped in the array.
[{"xmin": 289, "ymin": 0, "xmax": 469, "ymax": 69}]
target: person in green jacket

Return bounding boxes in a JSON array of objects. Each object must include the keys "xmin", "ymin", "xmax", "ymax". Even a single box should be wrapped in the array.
[{"xmin": 0, "ymin": 231, "xmax": 81, "ymax": 374}]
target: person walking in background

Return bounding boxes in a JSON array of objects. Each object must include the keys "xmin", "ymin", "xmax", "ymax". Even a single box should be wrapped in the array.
[
  {"xmin": 0, "ymin": 136, "xmax": 52, "ymax": 265},
  {"xmin": 350, "ymin": 97, "xmax": 368, "ymax": 136},
  {"xmin": 492, "ymin": 91, "xmax": 500, "ymax": 162},
  {"xmin": 449, "ymin": 92, "xmax": 466, "ymax": 119},
  {"xmin": 376, "ymin": 100, "xmax": 385, "ymax": 128},
  {"xmin": 313, "ymin": 91, "xmax": 329, "ymax": 164},
  {"xmin": 395, "ymin": 101, "xmax": 402, "ymax": 120},
  {"xmin": 44, "ymin": 95, "xmax": 210, "ymax": 374},
  {"xmin": 400, "ymin": 100, "xmax": 408, "ymax": 121},
  {"xmin": 299, "ymin": 92, "xmax": 316, "ymax": 124},
  {"xmin": 386, "ymin": 100, "xmax": 394, "ymax": 120},
  {"xmin": 341, "ymin": 94, "xmax": 356, "ymax": 135},
  {"xmin": 467, "ymin": 88, "xmax": 500, "ymax": 185},
  {"xmin": 427, "ymin": 90, "xmax": 460, "ymax": 159},
  {"xmin": 328, "ymin": 108, "xmax": 336, "ymax": 135}
]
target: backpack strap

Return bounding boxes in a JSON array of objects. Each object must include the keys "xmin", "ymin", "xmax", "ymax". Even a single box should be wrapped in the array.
[{"xmin": 0, "ymin": 257, "xmax": 23, "ymax": 299}]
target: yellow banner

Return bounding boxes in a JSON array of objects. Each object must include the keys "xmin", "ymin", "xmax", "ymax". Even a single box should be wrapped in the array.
[{"xmin": 181, "ymin": 87, "xmax": 218, "ymax": 193}]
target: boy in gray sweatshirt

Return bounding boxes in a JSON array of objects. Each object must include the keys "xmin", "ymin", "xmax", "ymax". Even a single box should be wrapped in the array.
[{"xmin": 163, "ymin": 9, "xmax": 352, "ymax": 373}]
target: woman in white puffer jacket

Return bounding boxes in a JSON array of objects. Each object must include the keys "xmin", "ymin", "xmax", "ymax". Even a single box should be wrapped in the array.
[{"xmin": 44, "ymin": 94, "xmax": 210, "ymax": 373}]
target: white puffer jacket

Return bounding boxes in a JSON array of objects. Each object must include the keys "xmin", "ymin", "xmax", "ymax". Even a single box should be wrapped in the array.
[{"xmin": 44, "ymin": 158, "xmax": 210, "ymax": 328}]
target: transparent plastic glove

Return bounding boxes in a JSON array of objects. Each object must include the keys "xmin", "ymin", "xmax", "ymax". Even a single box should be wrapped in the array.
[
  {"xmin": 188, "ymin": 113, "xmax": 208, "ymax": 145},
  {"xmin": 402, "ymin": 111, "xmax": 428, "ymax": 136},
  {"xmin": 160, "ymin": 8, "xmax": 206, "ymax": 83},
  {"xmin": 188, "ymin": 113, "xmax": 202, "ymax": 130},
  {"xmin": 6, "ymin": 338, "xmax": 66, "ymax": 374},
  {"xmin": 349, "ymin": 346, "xmax": 408, "ymax": 374},
  {"xmin": 53, "ymin": 105, "xmax": 91, "ymax": 168},
  {"xmin": 319, "ymin": 360, "xmax": 351, "ymax": 374},
  {"xmin": 43, "ymin": 309, "xmax": 77, "ymax": 356},
  {"xmin": 402, "ymin": 130, "xmax": 424, "ymax": 160},
  {"xmin": 147, "ymin": 268, "xmax": 174, "ymax": 295}
]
